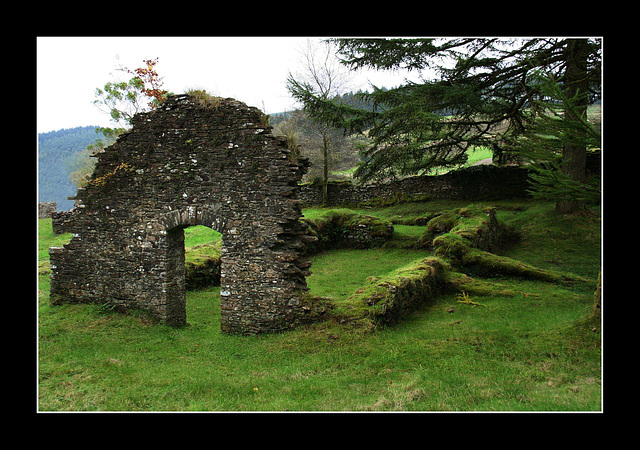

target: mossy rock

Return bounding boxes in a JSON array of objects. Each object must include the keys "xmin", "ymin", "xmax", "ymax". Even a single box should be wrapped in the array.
[
  {"xmin": 301, "ymin": 211, "xmax": 394, "ymax": 254},
  {"xmin": 413, "ymin": 211, "xmax": 442, "ymax": 226},
  {"xmin": 185, "ymin": 241, "xmax": 222, "ymax": 290},
  {"xmin": 426, "ymin": 209, "xmax": 461, "ymax": 234}
]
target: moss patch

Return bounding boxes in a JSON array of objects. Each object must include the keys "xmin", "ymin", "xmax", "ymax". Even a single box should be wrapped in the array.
[
  {"xmin": 331, "ymin": 257, "xmax": 448, "ymax": 329},
  {"xmin": 302, "ymin": 210, "xmax": 394, "ymax": 254}
]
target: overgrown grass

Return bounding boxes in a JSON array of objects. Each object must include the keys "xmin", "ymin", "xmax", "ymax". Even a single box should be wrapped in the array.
[{"xmin": 37, "ymin": 198, "xmax": 601, "ymax": 411}]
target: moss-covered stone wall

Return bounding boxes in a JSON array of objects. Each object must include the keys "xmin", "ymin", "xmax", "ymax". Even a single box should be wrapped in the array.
[{"xmin": 301, "ymin": 211, "xmax": 394, "ymax": 254}]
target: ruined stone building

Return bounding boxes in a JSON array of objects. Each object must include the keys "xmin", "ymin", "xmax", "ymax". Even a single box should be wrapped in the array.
[{"xmin": 50, "ymin": 94, "xmax": 314, "ymax": 334}]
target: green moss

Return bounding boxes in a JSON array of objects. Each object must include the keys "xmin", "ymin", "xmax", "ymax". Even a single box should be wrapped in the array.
[
  {"xmin": 445, "ymin": 271, "xmax": 516, "ymax": 297},
  {"xmin": 426, "ymin": 209, "xmax": 461, "ymax": 234},
  {"xmin": 333, "ymin": 257, "xmax": 447, "ymax": 328},
  {"xmin": 302, "ymin": 210, "xmax": 394, "ymax": 252},
  {"xmin": 417, "ymin": 206, "xmax": 490, "ymax": 248},
  {"xmin": 185, "ymin": 241, "xmax": 221, "ymax": 264},
  {"xmin": 356, "ymin": 192, "xmax": 432, "ymax": 209},
  {"xmin": 347, "ymin": 214, "xmax": 393, "ymax": 237},
  {"xmin": 410, "ymin": 211, "xmax": 443, "ymax": 226},
  {"xmin": 297, "ymin": 292, "xmax": 335, "ymax": 324},
  {"xmin": 461, "ymin": 249, "xmax": 590, "ymax": 284},
  {"xmin": 433, "ymin": 233, "xmax": 469, "ymax": 259}
]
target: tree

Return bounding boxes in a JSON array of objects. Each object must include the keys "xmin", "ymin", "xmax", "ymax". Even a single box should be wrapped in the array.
[
  {"xmin": 273, "ymin": 109, "xmax": 357, "ymax": 183},
  {"xmin": 555, "ymin": 39, "xmax": 597, "ymax": 213},
  {"xmin": 68, "ymin": 129, "xmax": 120, "ymax": 188},
  {"xmin": 71, "ymin": 58, "xmax": 170, "ymax": 188},
  {"xmin": 287, "ymin": 40, "xmax": 351, "ymax": 205},
  {"xmin": 93, "ymin": 57, "xmax": 169, "ymax": 130},
  {"xmin": 517, "ymin": 71, "xmax": 601, "ymax": 208},
  {"xmin": 287, "ymin": 38, "xmax": 601, "ymax": 213}
]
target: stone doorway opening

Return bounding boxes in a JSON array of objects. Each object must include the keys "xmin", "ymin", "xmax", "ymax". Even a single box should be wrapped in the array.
[
  {"xmin": 170, "ymin": 224, "xmax": 223, "ymax": 326},
  {"xmin": 162, "ymin": 209, "xmax": 226, "ymax": 327}
]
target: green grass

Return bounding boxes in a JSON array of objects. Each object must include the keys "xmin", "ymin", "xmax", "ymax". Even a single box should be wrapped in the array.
[
  {"xmin": 306, "ymin": 248, "xmax": 432, "ymax": 301},
  {"xmin": 184, "ymin": 225, "xmax": 222, "ymax": 247},
  {"xmin": 465, "ymin": 145, "xmax": 493, "ymax": 165},
  {"xmin": 327, "ymin": 145, "xmax": 492, "ymax": 182},
  {"xmin": 37, "ymin": 198, "xmax": 601, "ymax": 411}
]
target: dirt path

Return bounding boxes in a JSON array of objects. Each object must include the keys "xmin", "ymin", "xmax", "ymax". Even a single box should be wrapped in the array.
[{"xmin": 471, "ymin": 158, "xmax": 493, "ymax": 166}]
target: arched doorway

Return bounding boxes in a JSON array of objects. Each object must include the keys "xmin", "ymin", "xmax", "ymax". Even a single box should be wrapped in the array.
[{"xmin": 160, "ymin": 206, "xmax": 225, "ymax": 327}]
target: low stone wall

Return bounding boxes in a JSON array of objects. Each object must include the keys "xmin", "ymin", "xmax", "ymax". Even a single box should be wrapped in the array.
[
  {"xmin": 301, "ymin": 211, "xmax": 394, "ymax": 255},
  {"xmin": 347, "ymin": 257, "xmax": 448, "ymax": 327},
  {"xmin": 297, "ymin": 165, "xmax": 531, "ymax": 207},
  {"xmin": 38, "ymin": 202, "xmax": 57, "ymax": 218}
]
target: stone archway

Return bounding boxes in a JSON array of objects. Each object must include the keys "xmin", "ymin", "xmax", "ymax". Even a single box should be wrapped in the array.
[{"xmin": 50, "ymin": 94, "xmax": 313, "ymax": 334}]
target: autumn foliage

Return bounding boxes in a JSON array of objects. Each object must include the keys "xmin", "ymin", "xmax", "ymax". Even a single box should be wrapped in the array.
[{"xmin": 121, "ymin": 57, "xmax": 169, "ymax": 109}]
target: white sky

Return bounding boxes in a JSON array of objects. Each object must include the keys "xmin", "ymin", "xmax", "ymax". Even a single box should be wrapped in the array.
[{"xmin": 37, "ymin": 36, "xmax": 420, "ymax": 134}]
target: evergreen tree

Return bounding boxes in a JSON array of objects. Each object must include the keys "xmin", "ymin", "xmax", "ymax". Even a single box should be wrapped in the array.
[
  {"xmin": 517, "ymin": 72, "xmax": 601, "ymax": 208},
  {"xmin": 287, "ymin": 38, "xmax": 601, "ymax": 213}
]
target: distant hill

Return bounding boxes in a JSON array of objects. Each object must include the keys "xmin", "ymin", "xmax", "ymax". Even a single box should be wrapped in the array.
[{"xmin": 38, "ymin": 126, "xmax": 105, "ymax": 211}]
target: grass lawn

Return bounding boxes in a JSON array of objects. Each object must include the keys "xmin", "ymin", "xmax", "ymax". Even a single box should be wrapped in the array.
[{"xmin": 37, "ymin": 198, "xmax": 601, "ymax": 412}]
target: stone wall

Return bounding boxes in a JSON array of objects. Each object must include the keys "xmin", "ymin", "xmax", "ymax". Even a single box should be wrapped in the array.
[
  {"xmin": 348, "ymin": 257, "xmax": 448, "ymax": 328},
  {"xmin": 301, "ymin": 211, "xmax": 394, "ymax": 255},
  {"xmin": 298, "ymin": 165, "xmax": 532, "ymax": 206},
  {"xmin": 38, "ymin": 202, "xmax": 57, "ymax": 218},
  {"xmin": 50, "ymin": 94, "xmax": 313, "ymax": 335},
  {"xmin": 298, "ymin": 150, "xmax": 603, "ymax": 208}
]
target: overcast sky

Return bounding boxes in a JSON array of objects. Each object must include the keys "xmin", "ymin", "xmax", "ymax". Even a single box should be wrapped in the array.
[{"xmin": 37, "ymin": 36, "xmax": 420, "ymax": 134}]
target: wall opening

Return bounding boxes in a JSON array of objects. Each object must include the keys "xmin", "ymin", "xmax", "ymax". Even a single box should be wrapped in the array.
[{"xmin": 165, "ymin": 223, "xmax": 223, "ymax": 327}]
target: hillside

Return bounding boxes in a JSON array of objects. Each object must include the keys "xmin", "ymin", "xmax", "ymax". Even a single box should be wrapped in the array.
[{"xmin": 38, "ymin": 126, "xmax": 106, "ymax": 211}]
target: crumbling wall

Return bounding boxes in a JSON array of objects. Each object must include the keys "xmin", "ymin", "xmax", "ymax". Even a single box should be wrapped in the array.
[
  {"xmin": 39, "ymin": 202, "xmax": 57, "ymax": 218},
  {"xmin": 301, "ymin": 211, "xmax": 394, "ymax": 255},
  {"xmin": 344, "ymin": 257, "xmax": 448, "ymax": 328},
  {"xmin": 50, "ymin": 94, "xmax": 313, "ymax": 334}
]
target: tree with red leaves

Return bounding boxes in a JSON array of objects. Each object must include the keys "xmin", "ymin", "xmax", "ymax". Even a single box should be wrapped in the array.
[{"xmin": 94, "ymin": 57, "xmax": 170, "ymax": 129}]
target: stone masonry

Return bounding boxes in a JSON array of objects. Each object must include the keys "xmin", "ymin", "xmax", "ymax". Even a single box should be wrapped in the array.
[
  {"xmin": 297, "ymin": 165, "xmax": 532, "ymax": 207},
  {"xmin": 39, "ymin": 202, "xmax": 57, "ymax": 218},
  {"xmin": 50, "ymin": 95, "xmax": 313, "ymax": 334}
]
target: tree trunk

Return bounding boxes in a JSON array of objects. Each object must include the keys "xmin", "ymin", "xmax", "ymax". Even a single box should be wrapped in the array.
[
  {"xmin": 556, "ymin": 38, "xmax": 590, "ymax": 214},
  {"xmin": 321, "ymin": 129, "xmax": 330, "ymax": 206}
]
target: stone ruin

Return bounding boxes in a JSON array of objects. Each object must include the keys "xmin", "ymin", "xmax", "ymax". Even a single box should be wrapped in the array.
[
  {"xmin": 50, "ymin": 94, "xmax": 315, "ymax": 334},
  {"xmin": 39, "ymin": 202, "xmax": 57, "ymax": 218}
]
